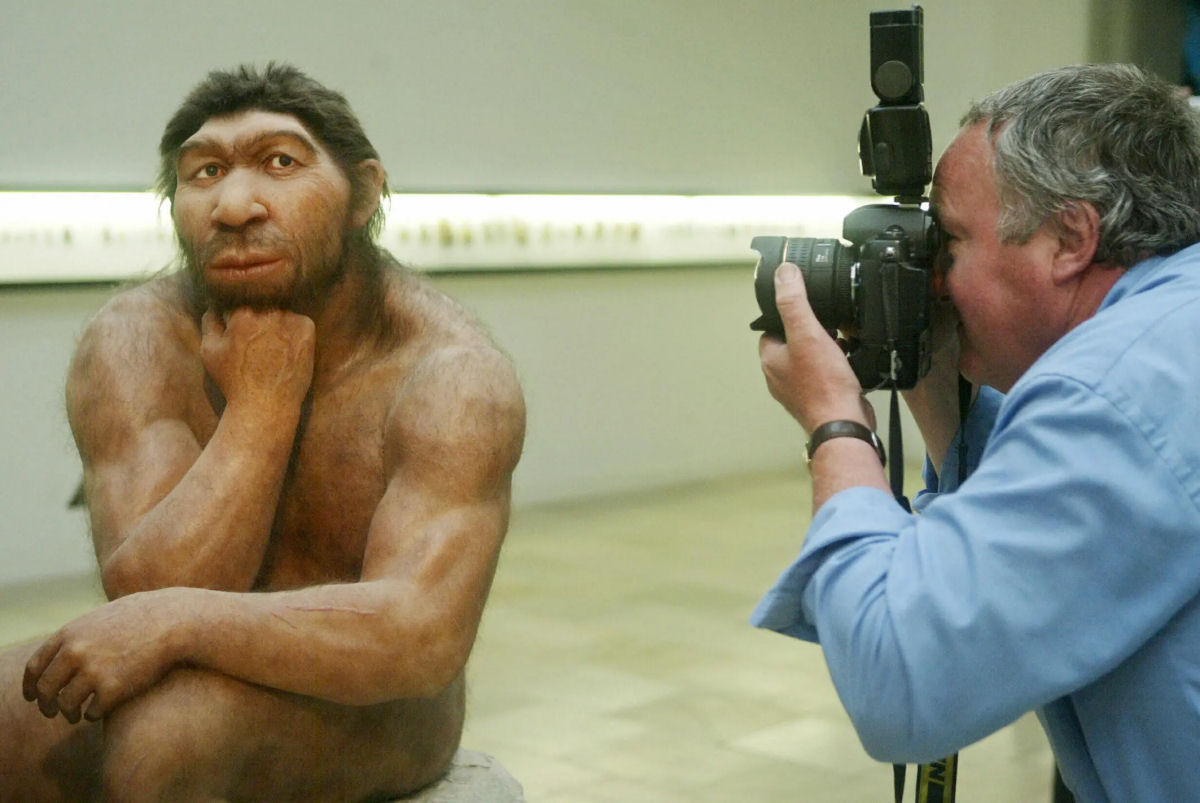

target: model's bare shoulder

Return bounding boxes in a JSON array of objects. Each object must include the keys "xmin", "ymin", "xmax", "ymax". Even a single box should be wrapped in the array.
[
  {"xmin": 67, "ymin": 275, "xmax": 205, "ymax": 464},
  {"xmin": 395, "ymin": 340, "xmax": 525, "ymax": 486},
  {"xmin": 380, "ymin": 271, "xmax": 526, "ymax": 493}
]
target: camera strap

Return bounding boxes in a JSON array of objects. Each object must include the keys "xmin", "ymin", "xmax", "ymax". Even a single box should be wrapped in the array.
[
  {"xmin": 888, "ymin": 387, "xmax": 910, "ymax": 512},
  {"xmin": 888, "ymin": 377, "xmax": 972, "ymax": 803},
  {"xmin": 894, "ymin": 759, "xmax": 959, "ymax": 803},
  {"xmin": 956, "ymin": 374, "xmax": 972, "ymax": 486}
]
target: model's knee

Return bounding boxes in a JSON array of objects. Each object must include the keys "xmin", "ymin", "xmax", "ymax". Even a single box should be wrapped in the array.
[{"xmin": 101, "ymin": 668, "xmax": 241, "ymax": 802}]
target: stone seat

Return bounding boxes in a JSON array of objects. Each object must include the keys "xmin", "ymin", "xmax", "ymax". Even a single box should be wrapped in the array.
[{"xmin": 392, "ymin": 749, "xmax": 523, "ymax": 802}]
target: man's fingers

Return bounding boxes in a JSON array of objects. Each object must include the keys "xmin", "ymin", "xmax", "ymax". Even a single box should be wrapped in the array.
[
  {"xmin": 54, "ymin": 674, "xmax": 94, "ymax": 725},
  {"xmin": 24, "ymin": 634, "xmax": 88, "ymax": 721},
  {"xmin": 83, "ymin": 695, "xmax": 107, "ymax": 722},
  {"xmin": 83, "ymin": 677, "xmax": 124, "ymax": 722},
  {"xmin": 33, "ymin": 653, "xmax": 80, "ymax": 719},
  {"xmin": 37, "ymin": 694, "xmax": 60, "ymax": 719},
  {"xmin": 773, "ymin": 263, "xmax": 823, "ymax": 342},
  {"xmin": 200, "ymin": 309, "xmax": 224, "ymax": 339},
  {"xmin": 773, "ymin": 262, "xmax": 806, "ymax": 306},
  {"xmin": 22, "ymin": 634, "xmax": 62, "ymax": 702},
  {"xmin": 758, "ymin": 331, "xmax": 783, "ymax": 360}
]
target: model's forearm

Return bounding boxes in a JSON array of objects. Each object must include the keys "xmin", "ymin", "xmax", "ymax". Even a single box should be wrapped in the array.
[
  {"xmin": 101, "ymin": 403, "xmax": 301, "ymax": 597},
  {"xmin": 175, "ymin": 581, "xmax": 471, "ymax": 705}
]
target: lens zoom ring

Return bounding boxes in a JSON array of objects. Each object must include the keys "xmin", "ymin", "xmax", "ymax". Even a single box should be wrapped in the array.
[{"xmin": 785, "ymin": 238, "xmax": 813, "ymax": 266}]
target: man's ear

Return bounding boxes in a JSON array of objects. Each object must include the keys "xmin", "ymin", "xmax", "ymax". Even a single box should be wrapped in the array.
[
  {"xmin": 350, "ymin": 159, "xmax": 386, "ymax": 229},
  {"xmin": 1050, "ymin": 201, "xmax": 1102, "ymax": 284}
]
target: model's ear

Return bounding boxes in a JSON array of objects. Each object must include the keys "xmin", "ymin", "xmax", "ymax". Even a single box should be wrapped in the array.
[
  {"xmin": 1050, "ymin": 201, "xmax": 1102, "ymax": 284},
  {"xmin": 350, "ymin": 159, "xmax": 386, "ymax": 229}
]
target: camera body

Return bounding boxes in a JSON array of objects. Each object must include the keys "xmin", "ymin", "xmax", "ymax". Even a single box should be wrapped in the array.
[{"xmin": 750, "ymin": 5, "xmax": 938, "ymax": 391}]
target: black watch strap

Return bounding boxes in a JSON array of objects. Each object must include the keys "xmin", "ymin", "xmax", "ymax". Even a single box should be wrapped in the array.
[{"xmin": 806, "ymin": 420, "xmax": 887, "ymax": 467}]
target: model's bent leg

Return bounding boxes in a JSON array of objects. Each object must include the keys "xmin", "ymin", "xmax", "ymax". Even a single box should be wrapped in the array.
[
  {"xmin": 0, "ymin": 640, "xmax": 104, "ymax": 802},
  {"xmin": 102, "ymin": 666, "xmax": 464, "ymax": 803}
]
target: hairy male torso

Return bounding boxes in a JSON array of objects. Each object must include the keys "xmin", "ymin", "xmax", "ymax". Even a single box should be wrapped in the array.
[
  {"xmin": 254, "ymin": 368, "xmax": 389, "ymax": 588},
  {"xmin": 153, "ymin": 266, "xmax": 481, "ymax": 591}
]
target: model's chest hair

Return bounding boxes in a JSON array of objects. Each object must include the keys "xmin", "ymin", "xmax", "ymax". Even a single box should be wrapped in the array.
[
  {"xmin": 272, "ymin": 386, "xmax": 392, "ymax": 588},
  {"xmin": 191, "ymin": 375, "xmax": 391, "ymax": 590}
]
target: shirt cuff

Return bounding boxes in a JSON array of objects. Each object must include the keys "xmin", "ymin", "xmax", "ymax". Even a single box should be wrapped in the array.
[{"xmin": 750, "ymin": 485, "xmax": 908, "ymax": 642}]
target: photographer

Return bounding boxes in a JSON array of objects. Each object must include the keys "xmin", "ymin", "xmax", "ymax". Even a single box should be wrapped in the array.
[{"xmin": 751, "ymin": 63, "xmax": 1200, "ymax": 801}]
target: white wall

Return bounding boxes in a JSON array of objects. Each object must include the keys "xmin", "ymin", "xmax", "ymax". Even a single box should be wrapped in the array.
[
  {"xmin": 1, "ymin": 0, "xmax": 1093, "ymax": 194},
  {"xmin": 0, "ymin": 288, "xmax": 106, "ymax": 584},
  {"xmin": 433, "ymin": 267, "xmax": 807, "ymax": 501},
  {"xmin": 0, "ymin": 0, "xmax": 1099, "ymax": 585}
]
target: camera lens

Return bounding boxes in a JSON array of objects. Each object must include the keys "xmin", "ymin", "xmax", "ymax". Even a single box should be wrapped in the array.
[{"xmin": 750, "ymin": 236, "xmax": 856, "ymax": 337}]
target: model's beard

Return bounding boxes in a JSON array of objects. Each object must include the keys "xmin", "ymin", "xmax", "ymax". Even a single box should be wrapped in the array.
[{"xmin": 179, "ymin": 224, "xmax": 351, "ymax": 314}]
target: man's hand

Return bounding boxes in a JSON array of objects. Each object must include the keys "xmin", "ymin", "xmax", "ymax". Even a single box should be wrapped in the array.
[
  {"xmin": 22, "ymin": 591, "xmax": 187, "ymax": 723},
  {"xmin": 759, "ymin": 263, "xmax": 874, "ymax": 433},
  {"xmin": 913, "ymin": 295, "xmax": 963, "ymax": 394},
  {"xmin": 901, "ymin": 296, "xmax": 969, "ymax": 474},
  {"xmin": 201, "ymin": 308, "xmax": 316, "ymax": 409}
]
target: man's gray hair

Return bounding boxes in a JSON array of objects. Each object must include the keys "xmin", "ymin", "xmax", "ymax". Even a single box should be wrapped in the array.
[{"xmin": 961, "ymin": 63, "xmax": 1200, "ymax": 266}]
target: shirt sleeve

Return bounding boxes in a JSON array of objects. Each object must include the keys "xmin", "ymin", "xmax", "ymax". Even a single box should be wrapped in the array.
[{"xmin": 750, "ymin": 374, "xmax": 1200, "ymax": 763}]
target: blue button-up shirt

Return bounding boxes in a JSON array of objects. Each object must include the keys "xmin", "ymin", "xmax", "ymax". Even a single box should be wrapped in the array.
[{"xmin": 751, "ymin": 243, "xmax": 1200, "ymax": 802}]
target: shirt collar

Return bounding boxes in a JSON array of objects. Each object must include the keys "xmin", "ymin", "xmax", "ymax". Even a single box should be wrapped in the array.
[{"xmin": 1097, "ymin": 241, "xmax": 1200, "ymax": 312}]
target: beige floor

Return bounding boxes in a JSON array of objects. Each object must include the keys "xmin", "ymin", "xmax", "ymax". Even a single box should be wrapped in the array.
[{"xmin": 1, "ymin": 471, "xmax": 1057, "ymax": 802}]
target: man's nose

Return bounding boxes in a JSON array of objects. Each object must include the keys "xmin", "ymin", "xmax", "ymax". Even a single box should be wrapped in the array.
[{"xmin": 210, "ymin": 171, "xmax": 268, "ymax": 228}]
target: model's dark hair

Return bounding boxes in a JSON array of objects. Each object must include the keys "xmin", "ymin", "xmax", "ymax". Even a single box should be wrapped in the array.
[
  {"xmin": 962, "ymin": 63, "xmax": 1200, "ymax": 266},
  {"xmin": 156, "ymin": 63, "xmax": 388, "ymax": 240}
]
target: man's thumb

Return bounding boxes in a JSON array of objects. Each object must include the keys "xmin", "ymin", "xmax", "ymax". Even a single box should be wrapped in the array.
[{"xmin": 774, "ymin": 262, "xmax": 808, "ymax": 316}]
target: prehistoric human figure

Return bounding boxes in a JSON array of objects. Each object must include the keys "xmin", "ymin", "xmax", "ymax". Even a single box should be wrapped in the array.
[{"xmin": 3, "ymin": 63, "xmax": 525, "ymax": 802}]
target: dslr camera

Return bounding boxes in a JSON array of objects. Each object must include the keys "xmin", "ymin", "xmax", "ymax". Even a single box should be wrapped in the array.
[{"xmin": 750, "ymin": 5, "xmax": 939, "ymax": 390}]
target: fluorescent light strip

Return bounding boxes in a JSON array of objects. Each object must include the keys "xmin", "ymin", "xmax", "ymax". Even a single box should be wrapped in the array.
[{"xmin": 0, "ymin": 192, "xmax": 879, "ymax": 284}]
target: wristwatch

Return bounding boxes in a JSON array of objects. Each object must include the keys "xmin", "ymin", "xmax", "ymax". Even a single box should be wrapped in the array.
[{"xmin": 806, "ymin": 420, "xmax": 886, "ymax": 467}]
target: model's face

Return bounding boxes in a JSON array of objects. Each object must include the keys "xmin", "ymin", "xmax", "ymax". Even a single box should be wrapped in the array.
[
  {"xmin": 931, "ymin": 123, "xmax": 1063, "ymax": 392},
  {"xmin": 172, "ymin": 109, "xmax": 354, "ymax": 312}
]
